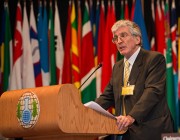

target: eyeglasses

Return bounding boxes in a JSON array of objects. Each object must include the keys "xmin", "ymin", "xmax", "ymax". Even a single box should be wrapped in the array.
[{"xmin": 112, "ymin": 32, "xmax": 130, "ymax": 44}]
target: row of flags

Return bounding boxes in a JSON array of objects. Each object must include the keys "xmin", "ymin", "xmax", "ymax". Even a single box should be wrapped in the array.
[{"xmin": 0, "ymin": 0, "xmax": 180, "ymax": 132}]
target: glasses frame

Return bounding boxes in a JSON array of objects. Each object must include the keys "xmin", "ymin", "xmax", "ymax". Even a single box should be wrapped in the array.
[{"xmin": 112, "ymin": 32, "xmax": 132, "ymax": 44}]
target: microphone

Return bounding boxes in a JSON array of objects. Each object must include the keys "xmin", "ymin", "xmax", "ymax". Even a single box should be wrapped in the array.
[{"xmin": 78, "ymin": 63, "xmax": 102, "ymax": 90}]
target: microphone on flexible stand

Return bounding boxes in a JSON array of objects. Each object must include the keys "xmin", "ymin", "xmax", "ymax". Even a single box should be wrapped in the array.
[{"xmin": 78, "ymin": 63, "xmax": 102, "ymax": 90}]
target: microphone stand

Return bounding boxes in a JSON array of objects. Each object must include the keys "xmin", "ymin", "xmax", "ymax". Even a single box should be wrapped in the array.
[{"xmin": 78, "ymin": 63, "xmax": 102, "ymax": 90}]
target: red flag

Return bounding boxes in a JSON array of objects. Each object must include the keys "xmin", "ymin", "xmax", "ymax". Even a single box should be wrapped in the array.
[
  {"xmin": 77, "ymin": 0, "xmax": 82, "ymax": 72},
  {"xmin": 101, "ymin": 1, "xmax": 116, "ymax": 91},
  {"xmin": 155, "ymin": 0, "xmax": 166, "ymax": 55},
  {"xmin": 10, "ymin": 2, "xmax": 23, "ymax": 90},
  {"xmin": 130, "ymin": 0, "xmax": 135, "ymax": 20},
  {"xmin": 96, "ymin": 2, "xmax": 105, "ymax": 95},
  {"xmin": 62, "ymin": 2, "xmax": 72, "ymax": 84},
  {"xmin": 124, "ymin": 0, "xmax": 129, "ymax": 20},
  {"xmin": 71, "ymin": 1, "xmax": 80, "ymax": 88}
]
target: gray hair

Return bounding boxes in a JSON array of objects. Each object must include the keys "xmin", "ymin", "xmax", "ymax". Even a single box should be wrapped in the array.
[{"xmin": 111, "ymin": 20, "xmax": 142, "ymax": 46}]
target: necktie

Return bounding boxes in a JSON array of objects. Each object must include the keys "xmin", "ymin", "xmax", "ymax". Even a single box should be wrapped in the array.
[
  {"xmin": 122, "ymin": 60, "xmax": 130, "ymax": 115},
  {"xmin": 124, "ymin": 60, "xmax": 130, "ymax": 86}
]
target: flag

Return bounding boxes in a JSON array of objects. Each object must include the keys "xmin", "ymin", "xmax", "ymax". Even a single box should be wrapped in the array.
[
  {"xmin": 110, "ymin": 0, "xmax": 117, "ymax": 64},
  {"xmin": 120, "ymin": 0, "xmax": 124, "ymax": 19},
  {"xmin": 117, "ymin": 0, "xmax": 124, "ymax": 61},
  {"xmin": 178, "ymin": 17, "xmax": 180, "ymax": 130},
  {"xmin": 62, "ymin": 1, "xmax": 72, "ymax": 84},
  {"xmin": 54, "ymin": 1, "xmax": 64, "ymax": 84},
  {"xmin": 22, "ymin": 2, "xmax": 35, "ymax": 88},
  {"xmin": 94, "ymin": 0, "xmax": 100, "ymax": 60},
  {"xmin": 96, "ymin": 1, "xmax": 105, "ymax": 96},
  {"xmin": 30, "ymin": 1, "xmax": 42, "ymax": 87},
  {"xmin": 71, "ymin": 1, "xmax": 80, "ymax": 88},
  {"xmin": 101, "ymin": 1, "xmax": 116, "ymax": 91},
  {"xmin": 9, "ymin": 2, "xmax": 23, "ymax": 90},
  {"xmin": 94, "ymin": 1, "xmax": 100, "ymax": 97},
  {"xmin": 130, "ymin": 0, "xmax": 135, "ymax": 21},
  {"xmin": 124, "ymin": 0, "xmax": 129, "ymax": 20},
  {"xmin": 77, "ymin": 0, "xmax": 82, "ymax": 71},
  {"xmin": 149, "ymin": 0, "xmax": 156, "ymax": 51},
  {"xmin": 170, "ymin": 0, "xmax": 179, "ymax": 131},
  {"xmin": 0, "ymin": 4, "xmax": 5, "ymax": 94},
  {"xmin": 133, "ymin": 0, "xmax": 150, "ymax": 50},
  {"xmin": 37, "ymin": 1, "xmax": 49, "ymax": 86},
  {"xmin": 48, "ymin": 2, "xmax": 56, "ymax": 85},
  {"xmin": 164, "ymin": 0, "xmax": 176, "ymax": 131},
  {"xmin": 155, "ymin": 0, "xmax": 166, "ymax": 55},
  {"xmin": 89, "ymin": 0, "xmax": 96, "ymax": 46},
  {"xmin": 80, "ymin": 0, "xmax": 96, "ymax": 103}
]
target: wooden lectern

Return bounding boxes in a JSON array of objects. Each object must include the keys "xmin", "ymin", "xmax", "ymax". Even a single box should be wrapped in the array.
[{"xmin": 0, "ymin": 84, "xmax": 125, "ymax": 140}]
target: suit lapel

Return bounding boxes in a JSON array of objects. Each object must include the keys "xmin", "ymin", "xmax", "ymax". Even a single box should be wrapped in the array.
[{"xmin": 129, "ymin": 49, "xmax": 144, "ymax": 85}]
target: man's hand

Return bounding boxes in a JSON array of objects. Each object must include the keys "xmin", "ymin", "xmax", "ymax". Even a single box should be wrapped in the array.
[{"xmin": 116, "ymin": 115, "xmax": 135, "ymax": 131}]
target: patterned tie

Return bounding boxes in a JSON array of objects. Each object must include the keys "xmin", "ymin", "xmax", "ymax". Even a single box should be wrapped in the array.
[
  {"xmin": 122, "ymin": 60, "xmax": 130, "ymax": 115},
  {"xmin": 124, "ymin": 60, "xmax": 130, "ymax": 86}
]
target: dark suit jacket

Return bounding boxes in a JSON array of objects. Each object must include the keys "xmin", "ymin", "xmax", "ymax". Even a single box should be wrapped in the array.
[{"xmin": 95, "ymin": 48, "xmax": 174, "ymax": 140}]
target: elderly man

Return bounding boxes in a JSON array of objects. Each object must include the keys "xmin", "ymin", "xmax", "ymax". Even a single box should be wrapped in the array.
[{"xmin": 95, "ymin": 20, "xmax": 174, "ymax": 140}]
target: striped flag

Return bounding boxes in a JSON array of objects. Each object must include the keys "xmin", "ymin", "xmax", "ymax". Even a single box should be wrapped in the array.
[
  {"xmin": 22, "ymin": 2, "xmax": 35, "ymax": 88},
  {"xmin": 170, "ymin": 0, "xmax": 179, "ymax": 131},
  {"xmin": 71, "ymin": 1, "xmax": 80, "ymax": 88},
  {"xmin": 133, "ymin": 0, "xmax": 150, "ymax": 50},
  {"xmin": 164, "ymin": 0, "xmax": 176, "ymax": 131},
  {"xmin": 54, "ymin": 1, "xmax": 64, "ymax": 84},
  {"xmin": 30, "ymin": 1, "xmax": 42, "ymax": 87},
  {"xmin": 62, "ymin": 1, "xmax": 72, "ymax": 84},
  {"xmin": 9, "ymin": 2, "xmax": 23, "ymax": 90},
  {"xmin": 178, "ymin": 17, "xmax": 180, "ymax": 130},
  {"xmin": 80, "ymin": 0, "xmax": 96, "ymax": 103},
  {"xmin": 48, "ymin": 2, "xmax": 56, "ymax": 85},
  {"xmin": 77, "ymin": 0, "xmax": 82, "ymax": 72}
]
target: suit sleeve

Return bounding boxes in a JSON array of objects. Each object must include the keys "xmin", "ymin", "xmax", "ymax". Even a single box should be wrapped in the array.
[
  {"xmin": 128, "ymin": 53, "xmax": 167, "ymax": 123},
  {"xmin": 95, "ymin": 66, "xmax": 116, "ymax": 110}
]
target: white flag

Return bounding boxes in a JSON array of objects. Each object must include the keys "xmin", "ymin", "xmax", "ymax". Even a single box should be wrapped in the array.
[
  {"xmin": 22, "ymin": 2, "xmax": 35, "ymax": 88},
  {"xmin": 54, "ymin": 1, "xmax": 64, "ymax": 84}
]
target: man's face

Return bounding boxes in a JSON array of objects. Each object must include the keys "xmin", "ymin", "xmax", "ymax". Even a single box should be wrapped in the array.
[{"xmin": 112, "ymin": 26, "xmax": 140, "ymax": 59}]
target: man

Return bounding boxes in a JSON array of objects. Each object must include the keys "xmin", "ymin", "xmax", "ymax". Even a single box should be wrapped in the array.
[{"xmin": 95, "ymin": 20, "xmax": 174, "ymax": 140}]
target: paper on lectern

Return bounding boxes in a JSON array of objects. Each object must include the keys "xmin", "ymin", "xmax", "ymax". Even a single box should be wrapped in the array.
[{"xmin": 84, "ymin": 101, "xmax": 116, "ymax": 119}]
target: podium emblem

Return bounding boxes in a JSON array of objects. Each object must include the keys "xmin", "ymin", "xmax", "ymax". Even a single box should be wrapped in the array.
[{"xmin": 16, "ymin": 91, "xmax": 40, "ymax": 128}]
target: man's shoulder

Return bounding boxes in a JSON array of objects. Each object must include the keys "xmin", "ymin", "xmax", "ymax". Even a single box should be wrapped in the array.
[{"xmin": 141, "ymin": 49, "xmax": 165, "ymax": 59}]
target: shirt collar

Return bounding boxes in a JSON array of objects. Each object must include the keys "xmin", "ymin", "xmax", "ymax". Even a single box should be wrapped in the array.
[{"xmin": 124, "ymin": 47, "xmax": 140, "ymax": 66}]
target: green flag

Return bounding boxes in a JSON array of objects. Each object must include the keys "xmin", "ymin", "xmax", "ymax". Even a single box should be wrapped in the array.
[
  {"xmin": 80, "ymin": 1, "xmax": 96, "ymax": 103},
  {"xmin": 164, "ymin": 1, "xmax": 177, "ymax": 131},
  {"xmin": 3, "ymin": 3, "xmax": 12, "ymax": 91}
]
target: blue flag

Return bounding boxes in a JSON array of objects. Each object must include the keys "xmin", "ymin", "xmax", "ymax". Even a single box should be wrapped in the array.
[
  {"xmin": 37, "ymin": 2, "xmax": 49, "ymax": 86},
  {"xmin": 133, "ymin": 0, "xmax": 150, "ymax": 50}
]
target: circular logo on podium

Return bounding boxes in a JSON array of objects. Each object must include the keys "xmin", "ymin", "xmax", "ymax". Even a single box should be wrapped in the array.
[{"xmin": 16, "ymin": 91, "xmax": 40, "ymax": 128}]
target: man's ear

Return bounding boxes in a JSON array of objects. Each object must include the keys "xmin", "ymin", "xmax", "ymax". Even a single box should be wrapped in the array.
[{"xmin": 135, "ymin": 36, "xmax": 141, "ymax": 45}]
